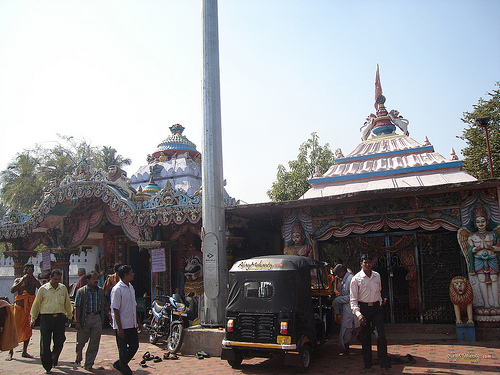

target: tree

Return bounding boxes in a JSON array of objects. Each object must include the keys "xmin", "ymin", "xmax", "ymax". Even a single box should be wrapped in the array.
[
  {"xmin": 267, "ymin": 133, "xmax": 335, "ymax": 201},
  {"xmin": 0, "ymin": 151, "xmax": 45, "ymax": 211},
  {"xmin": 0, "ymin": 135, "xmax": 132, "ymax": 214},
  {"xmin": 459, "ymin": 82, "xmax": 500, "ymax": 179},
  {"xmin": 96, "ymin": 146, "xmax": 132, "ymax": 171}
]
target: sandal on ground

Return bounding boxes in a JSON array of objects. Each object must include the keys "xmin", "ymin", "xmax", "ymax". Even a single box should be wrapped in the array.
[
  {"xmin": 142, "ymin": 352, "xmax": 153, "ymax": 361},
  {"xmin": 163, "ymin": 353, "xmax": 170, "ymax": 360},
  {"xmin": 140, "ymin": 360, "xmax": 148, "ymax": 368},
  {"xmin": 153, "ymin": 356, "xmax": 162, "ymax": 363},
  {"xmin": 170, "ymin": 354, "xmax": 179, "ymax": 360},
  {"xmin": 198, "ymin": 350, "xmax": 210, "ymax": 358}
]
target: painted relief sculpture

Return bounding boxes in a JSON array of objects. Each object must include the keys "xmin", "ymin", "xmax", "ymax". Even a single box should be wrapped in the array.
[
  {"xmin": 458, "ymin": 196, "xmax": 500, "ymax": 326},
  {"xmin": 183, "ymin": 252, "xmax": 204, "ymax": 321},
  {"xmin": 449, "ymin": 276, "xmax": 474, "ymax": 324},
  {"xmin": 284, "ymin": 221, "xmax": 313, "ymax": 258}
]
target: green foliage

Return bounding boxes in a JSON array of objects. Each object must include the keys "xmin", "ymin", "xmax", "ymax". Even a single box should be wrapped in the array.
[
  {"xmin": 0, "ymin": 135, "xmax": 132, "ymax": 214},
  {"xmin": 1, "ymin": 151, "xmax": 46, "ymax": 211},
  {"xmin": 459, "ymin": 83, "xmax": 500, "ymax": 179},
  {"xmin": 96, "ymin": 146, "xmax": 132, "ymax": 171},
  {"xmin": 267, "ymin": 133, "xmax": 335, "ymax": 201}
]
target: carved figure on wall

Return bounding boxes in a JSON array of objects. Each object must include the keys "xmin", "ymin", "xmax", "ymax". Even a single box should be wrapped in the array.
[
  {"xmin": 360, "ymin": 113, "xmax": 376, "ymax": 141},
  {"xmin": 158, "ymin": 152, "xmax": 168, "ymax": 162},
  {"xmin": 75, "ymin": 156, "xmax": 91, "ymax": 180},
  {"xmin": 449, "ymin": 276, "xmax": 474, "ymax": 324},
  {"xmin": 106, "ymin": 165, "xmax": 136, "ymax": 200},
  {"xmin": 284, "ymin": 221, "xmax": 313, "ymax": 258},
  {"xmin": 458, "ymin": 203, "xmax": 500, "ymax": 308},
  {"xmin": 388, "ymin": 109, "xmax": 409, "ymax": 136},
  {"xmin": 183, "ymin": 252, "xmax": 203, "ymax": 321}
]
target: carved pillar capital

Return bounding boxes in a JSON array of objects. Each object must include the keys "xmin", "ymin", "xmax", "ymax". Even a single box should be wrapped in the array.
[
  {"xmin": 4, "ymin": 249, "xmax": 38, "ymax": 278},
  {"xmin": 49, "ymin": 247, "xmax": 79, "ymax": 287}
]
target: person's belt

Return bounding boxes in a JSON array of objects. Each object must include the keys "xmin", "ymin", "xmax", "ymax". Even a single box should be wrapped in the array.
[
  {"xmin": 87, "ymin": 311, "xmax": 101, "ymax": 315},
  {"xmin": 41, "ymin": 313, "xmax": 66, "ymax": 318},
  {"xmin": 359, "ymin": 301, "xmax": 380, "ymax": 307}
]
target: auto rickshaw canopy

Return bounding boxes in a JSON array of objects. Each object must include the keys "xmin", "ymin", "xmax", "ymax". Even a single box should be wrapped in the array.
[{"xmin": 226, "ymin": 255, "xmax": 329, "ymax": 313}]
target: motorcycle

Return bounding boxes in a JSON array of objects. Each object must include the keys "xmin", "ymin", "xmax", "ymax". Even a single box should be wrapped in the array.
[{"xmin": 143, "ymin": 286, "xmax": 189, "ymax": 353}]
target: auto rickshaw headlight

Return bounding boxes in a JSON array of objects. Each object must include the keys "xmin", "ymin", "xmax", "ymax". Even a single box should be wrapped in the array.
[
  {"xmin": 227, "ymin": 318, "xmax": 234, "ymax": 332},
  {"xmin": 280, "ymin": 321, "xmax": 288, "ymax": 335}
]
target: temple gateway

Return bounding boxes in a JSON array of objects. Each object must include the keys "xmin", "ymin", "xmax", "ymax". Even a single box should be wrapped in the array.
[{"xmin": 1, "ymin": 73, "xmax": 499, "ymax": 329}]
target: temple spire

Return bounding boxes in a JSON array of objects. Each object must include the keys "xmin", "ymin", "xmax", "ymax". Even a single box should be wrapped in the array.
[{"xmin": 375, "ymin": 63, "xmax": 383, "ymax": 110}]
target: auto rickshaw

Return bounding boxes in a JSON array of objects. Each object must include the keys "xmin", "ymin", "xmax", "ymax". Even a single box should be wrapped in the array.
[{"xmin": 221, "ymin": 255, "xmax": 333, "ymax": 372}]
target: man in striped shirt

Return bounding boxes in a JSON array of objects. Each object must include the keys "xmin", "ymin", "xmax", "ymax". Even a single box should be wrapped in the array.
[{"xmin": 74, "ymin": 271, "xmax": 109, "ymax": 371}]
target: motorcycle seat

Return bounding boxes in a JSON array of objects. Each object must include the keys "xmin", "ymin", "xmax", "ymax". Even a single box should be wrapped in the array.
[{"xmin": 153, "ymin": 301, "xmax": 165, "ymax": 313}]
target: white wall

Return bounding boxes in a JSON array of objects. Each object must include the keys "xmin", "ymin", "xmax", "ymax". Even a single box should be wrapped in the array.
[{"xmin": 0, "ymin": 247, "xmax": 100, "ymax": 302}]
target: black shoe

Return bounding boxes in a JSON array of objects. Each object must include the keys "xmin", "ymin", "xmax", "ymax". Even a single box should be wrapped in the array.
[
  {"xmin": 198, "ymin": 350, "xmax": 210, "ymax": 358},
  {"xmin": 112, "ymin": 361, "xmax": 123, "ymax": 374}
]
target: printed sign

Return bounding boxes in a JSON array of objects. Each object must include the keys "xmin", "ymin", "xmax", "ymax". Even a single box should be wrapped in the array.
[
  {"xmin": 203, "ymin": 233, "xmax": 219, "ymax": 299},
  {"xmin": 151, "ymin": 248, "xmax": 166, "ymax": 273},
  {"xmin": 42, "ymin": 250, "xmax": 51, "ymax": 270}
]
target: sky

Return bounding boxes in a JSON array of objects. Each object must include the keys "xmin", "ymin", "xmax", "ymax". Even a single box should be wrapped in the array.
[{"xmin": 0, "ymin": 1, "xmax": 499, "ymax": 204}]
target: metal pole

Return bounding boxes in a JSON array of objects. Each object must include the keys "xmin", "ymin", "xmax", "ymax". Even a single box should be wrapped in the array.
[
  {"xmin": 483, "ymin": 126, "xmax": 494, "ymax": 178},
  {"xmin": 201, "ymin": 0, "xmax": 227, "ymax": 327},
  {"xmin": 476, "ymin": 117, "xmax": 494, "ymax": 178}
]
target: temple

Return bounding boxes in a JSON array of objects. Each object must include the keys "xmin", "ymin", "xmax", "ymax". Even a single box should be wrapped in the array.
[{"xmin": 1, "ymin": 68, "xmax": 499, "ymax": 334}]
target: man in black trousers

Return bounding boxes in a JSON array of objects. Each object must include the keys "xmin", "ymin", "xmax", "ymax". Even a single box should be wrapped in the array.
[
  {"xmin": 350, "ymin": 254, "xmax": 391, "ymax": 374},
  {"xmin": 30, "ymin": 269, "xmax": 73, "ymax": 374},
  {"xmin": 110, "ymin": 265, "xmax": 142, "ymax": 375}
]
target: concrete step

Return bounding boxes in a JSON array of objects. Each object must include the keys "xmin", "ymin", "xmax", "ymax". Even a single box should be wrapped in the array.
[{"xmin": 179, "ymin": 323, "xmax": 499, "ymax": 358}]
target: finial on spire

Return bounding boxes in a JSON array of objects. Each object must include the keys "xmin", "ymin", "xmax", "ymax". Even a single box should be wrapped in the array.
[
  {"xmin": 313, "ymin": 166, "xmax": 323, "ymax": 178},
  {"xmin": 375, "ymin": 64, "xmax": 384, "ymax": 110},
  {"xmin": 450, "ymin": 148, "xmax": 458, "ymax": 161}
]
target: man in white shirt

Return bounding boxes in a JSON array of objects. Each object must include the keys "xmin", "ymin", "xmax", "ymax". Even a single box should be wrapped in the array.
[
  {"xmin": 110, "ymin": 265, "xmax": 142, "ymax": 375},
  {"xmin": 350, "ymin": 254, "xmax": 390, "ymax": 374}
]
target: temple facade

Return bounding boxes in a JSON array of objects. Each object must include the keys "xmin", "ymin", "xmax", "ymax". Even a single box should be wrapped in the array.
[{"xmin": 1, "ymin": 70, "xmax": 499, "ymax": 329}]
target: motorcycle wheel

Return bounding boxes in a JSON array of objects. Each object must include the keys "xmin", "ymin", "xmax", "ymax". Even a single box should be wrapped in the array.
[
  {"xmin": 149, "ymin": 318, "xmax": 160, "ymax": 345},
  {"xmin": 167, "ymin": 322, "xmax": 184, "ymax": 353}
]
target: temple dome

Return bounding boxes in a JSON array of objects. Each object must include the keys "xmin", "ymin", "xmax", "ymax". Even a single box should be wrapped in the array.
[{"xmin": 153, "ymin": 124, "xmax": 199, "ymax": 160}]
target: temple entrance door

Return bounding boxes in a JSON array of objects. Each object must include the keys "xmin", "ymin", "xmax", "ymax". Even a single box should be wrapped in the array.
[
  {"xmin": 129, "ymin": 245, "xmax": 151, "ymax": 299},
  {"xmin": 319, "ymin": 229, "xmax": 467, "ymax": 324},
  {"xmin": 374, "ymin": 233, "xmax": 421, "ymax": 324}
]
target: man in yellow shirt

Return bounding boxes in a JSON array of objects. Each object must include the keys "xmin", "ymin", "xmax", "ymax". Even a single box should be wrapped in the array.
[{"xmin": 30, "ymin": 269, "xmax": 73, "ymax": 374}]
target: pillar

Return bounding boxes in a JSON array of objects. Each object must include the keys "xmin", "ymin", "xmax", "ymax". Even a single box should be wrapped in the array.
[
  {"xmin": 4, "ymin": 249, "xmax": 37, "ymax": 278},
  {"xmin": 51, "ymin": 248, "xmax": 78, "ymax": 287},
  {"xmin": 201, "ymin": 0, "xmax": 228, "ymax": 327}
]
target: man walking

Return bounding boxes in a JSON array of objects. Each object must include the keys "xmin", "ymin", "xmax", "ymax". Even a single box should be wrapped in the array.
[
  {"xmin": 74, "ymin": 271, "xmax": 109, "ymax": 371},
  {"xmin": 10, "ymin": 263, "xmax": 40, "ymax": 359},
  {"xmin": 350, "ymin": 254, "xmax": 391, "ymax": 374},
  {"xmin": 104, "ymin": 263, "xmax": 120, "ymax": 297},
  {"xmin": 333, "ymin": 264, "xmax": 359, "ymax": 356},
  {"xmin": 30, "ymin": 269, "xmax": 73, "ymax": 374},
  {"xmin": 110, "ymin": 265, "xmax": 141, "ymax": 375},
  {"xmin": 75, "ymin": 268, "xmax": 88, "ymax": 291}
]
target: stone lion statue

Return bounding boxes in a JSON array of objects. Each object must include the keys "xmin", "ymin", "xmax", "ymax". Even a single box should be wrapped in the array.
[
  {"xmin": 107, "ymin": 165, "xmax": 136, "ymax": 200},
  {"xmin": 449, "ymin": 276, "xmax": 474, "ymax": 324}
]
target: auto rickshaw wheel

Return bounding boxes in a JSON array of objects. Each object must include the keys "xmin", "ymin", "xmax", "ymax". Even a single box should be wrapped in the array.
[
  {"xmin": 227, "ymin": 350, "xmax": 243, "ymax": 368},
  {"xmin": 299, "ymin": 344, "xmax": 311, "ymax": 372}
]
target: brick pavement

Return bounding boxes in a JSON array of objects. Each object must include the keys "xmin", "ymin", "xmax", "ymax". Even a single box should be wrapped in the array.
[{"xmin": 1, "ymin": 327, "xmax": 499, "ymax": 375}]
